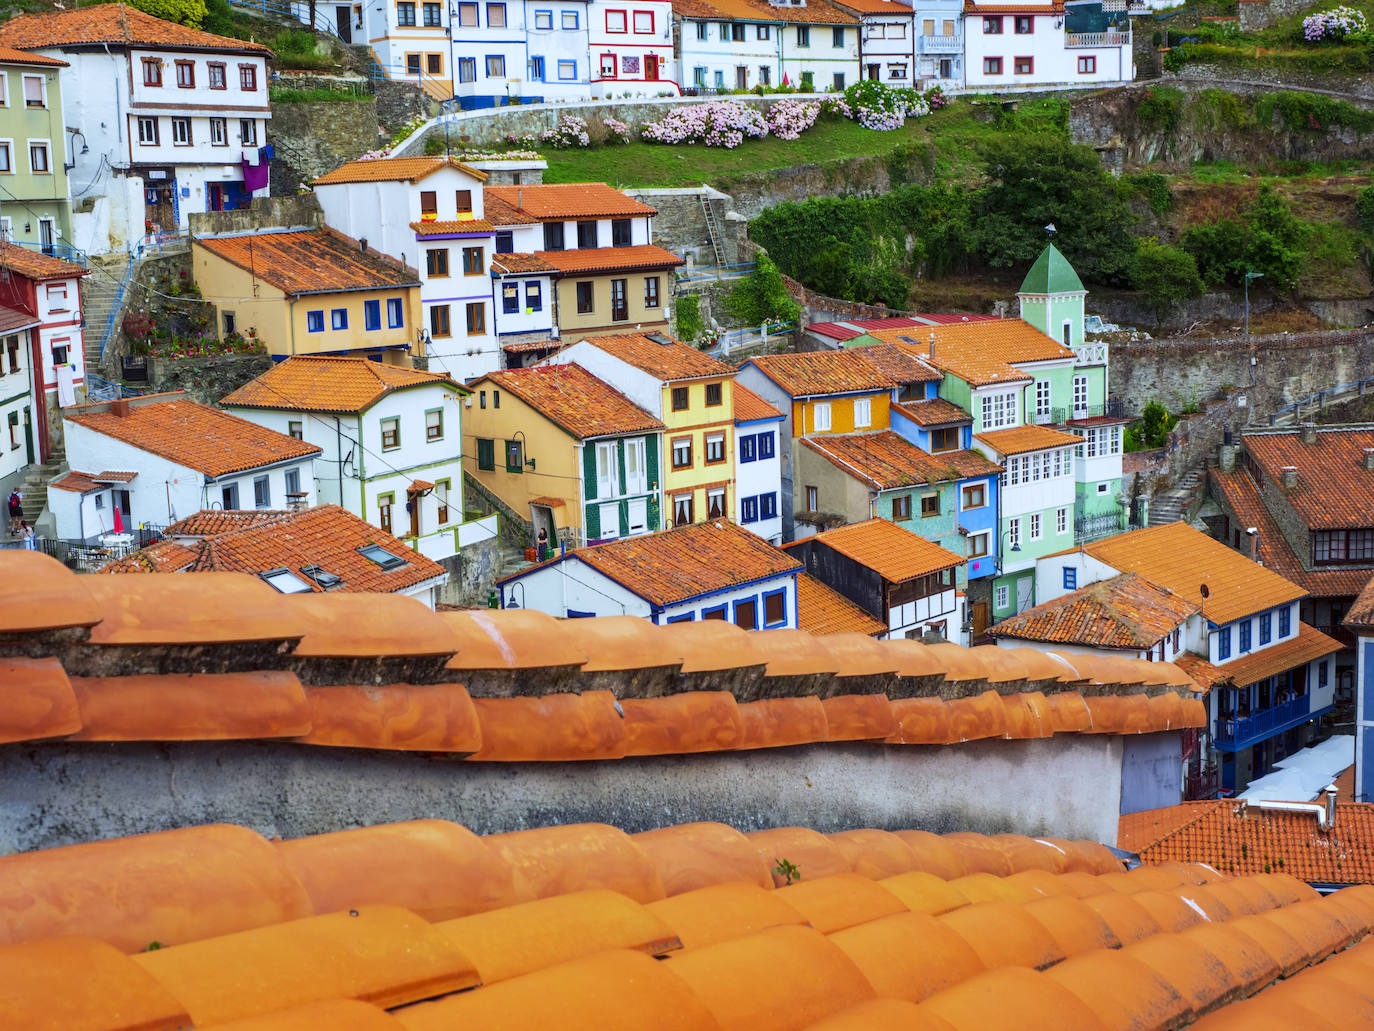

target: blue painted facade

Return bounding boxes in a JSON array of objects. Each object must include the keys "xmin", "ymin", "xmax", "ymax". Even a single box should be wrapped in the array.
[{"xmin": 1358, "ymin": 635, "xmax": 1374, "ymax": 803}]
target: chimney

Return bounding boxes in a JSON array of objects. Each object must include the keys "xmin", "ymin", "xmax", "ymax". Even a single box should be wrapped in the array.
[
  {"xmin": 1219, "ymin": 444, "xmax": 1237, "ymax": 473},
  {"xmin": 1246, "ymin": 527, "xmax": 1258, "ymax": 562},
  {"xmin": 928, "ymin": 339, "xmax": 935, "ymax": 360},
  {"xmin": 109, "ymin": 399, "xmax": 131, "ymax": 418},
  {"xmin": 1300, "ymin": 421, "xmax": 1317, "ymax": 445},
  {"xmin": 1363, "ymin": 448, "xmax": 1374, "ymax": 471},
  {"xmin": 1326, "ymin": 783, "xmax": 1338, "ymax": 830},
  {"xmin": 359, "ymin": 237, "xmax": 368, "ymax": 254},
  {"xmin": 1280, "ymin": 466, "xmax": 1298, "ymax": 488}
]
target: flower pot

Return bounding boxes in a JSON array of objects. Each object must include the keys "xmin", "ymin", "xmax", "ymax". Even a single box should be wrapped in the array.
[{"xmin": 524, "ymin": 547, "xmax": 537, "ymax": 562}]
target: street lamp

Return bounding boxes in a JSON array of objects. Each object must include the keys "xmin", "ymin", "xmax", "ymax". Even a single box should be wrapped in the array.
[{"xmin": 1244, "ymin": 271, "xmax": 1264, "ymax": 341}]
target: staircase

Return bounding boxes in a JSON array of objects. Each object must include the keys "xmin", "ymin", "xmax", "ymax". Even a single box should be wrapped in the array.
[
  {"xmin": 81, "ymin": 254, "xmax": 134, "ymax": 383},
  {"xmin": 18, "ymin": 441, "xmax": 65, "ymax": 531},
  {"xmin": 700, "ymin": 195, "xmax": 725, "ymax": 268},
  {"xmin": 500, "ymin": 543, "xmax": 534, "ymax": 576},
  {"xmin": 1149, "ymin": 467, "xmax": 1204, "ymax": 526}
]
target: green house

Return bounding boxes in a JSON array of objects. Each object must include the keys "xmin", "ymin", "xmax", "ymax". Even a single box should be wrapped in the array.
[{"xmin": 0, "ymin": 51, "xmax": 73, "ymax": 257}]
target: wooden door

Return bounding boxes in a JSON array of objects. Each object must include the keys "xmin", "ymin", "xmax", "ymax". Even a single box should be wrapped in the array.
[{"xmin": 971, "ymin": 601, "xmax": 989, "ymax": 639}]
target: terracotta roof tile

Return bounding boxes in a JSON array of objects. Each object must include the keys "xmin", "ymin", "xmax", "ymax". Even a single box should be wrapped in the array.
[
  {"xmin": 579, "ymin": 331, "xmax": 734, "ymax": 382},
  {"xmin": 733, "ymin": 383, "xmax": 784, "ymax": 423},
  {"xmin": 0, "ymin": 241, "xmax": 86, "ymax": 282},
  {"xmin": 98, "ymin": 539, "xmax": 199, "ymax": 574},
  {"xmin": 1212, "ymin": 467, "xmax": 1371, "ymax": 600},
  {"xmin": 535, "ymin": 244, "xmax": 684, "ymax": 274},
  {"xmin": 672, "ymin": 0, "xmax": 784, "ymax": 21},
  {"xmin": 104, "ymin": 505, "xmax": 447, "ymax": 595},
  {"xmin": 990, "ymin": 573, "xmax": 1198, "ymax": 650},
  {"xmin": 0, "ymin": 302, "xmax": 38, "ymax": 335},
  {"xmin": 746, "ymin": 346, "xmax": 937, "ymax": 398},
  {"xmin": 802, "ymin": 431, "xmax": 1003, "ymax": 490},
  {"xmin": 66, "ymin": 396, "xmax": 321, "ymax": 478},
  {"xmin": 0, "ymin": 3, "xmax": 272, "ymax": 52},
  {"xmin": 484, "ymin": 183, "xmax": 656, "ymax": 220},
  {"xmin": 796, "ymin": 573, "xmax": 886, "ymax": 637},
  {"xmin": 1212, "ymin": 622, "xmax": 1342, "ymax": 689},
  {"xmin": 1174, "ymin": 652, "xmax": 1231, "ymax": 692},
  {"xmin": 805, "ymin": 518, "xmax": 964, "ymax": 583},
  {"xmin": 833, "ymin": 0, "xmax": 915, "ymax": 13},
  {"xmin": 1242, "ymin": 427, "xmax": 1374, "ymax": 530},
  {"xmin": 1117, "ymin": 803, "xmax": 1222, "ymax": 853},
  {"xmin": 504, "ymin": 520, "xmax": 800, "ymax": 607},
  {"xmin": 502, "ymin": 338, "xmax": 562, "ymax": 355},
  {"xmin": 974, "ymin": 425, "xmax": 1084, "ymax": 456},
  {"xmin": 480, "ymin": 194, "xmax": 532, "ymax": 226},
  {"xmin": 311, "ymin": 156, "xmax": 486, "ymax": 186},
  {"xmin": 892, "ymin": 398, "xmax": 972, "ymax": 427},
  {"xmin": 409, "ymin": 219, "xmax": 495, "ymax": 236},
  {"xmin": 477, "ymin": 364, "xmax": 661, "ymax": 440},
  {"xmin": 195, "ymin": 230, "xmax": 419, "ymax": 296},
  {"xmin": 165, "ymin": 509, "xmax": 293, "ymax": 536},
  {"xmin": 491, "ymin": 252, "xmax": 558, "ymax": 274},
  {"xmin": 1348, "ymin": 575, "xmax": 1374, "ymax": 628},
  {"xmin": 49, "ymin": 469, "xmax": 100, "ymax": 493},
  {"xmin": 221, "ymin": 356, "xmax": 459, "ymax": 414},
  {"xmin": 0, "ymin": 45, "xmax": 66, "ymax": 66},
  {"xmin": 1082, "ymin": 522, "xmax": 1308, "ymax": 626},
  {"xmin": 868, "ymin": 320, "xmax": 1074, "ymax": 388}
]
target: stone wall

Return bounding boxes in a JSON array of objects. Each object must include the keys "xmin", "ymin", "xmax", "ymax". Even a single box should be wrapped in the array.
[
  {"xmin": 188, "ymin": 195, "xmax": 323, "ymax": 236},
  {"xmin": 626, "ymin": 187, "xmax": 749, "ymax": 268},
  {"xmin": 146, "ymin": 353, "xmax": 274, "ymax": 406},
  {"xmin": 1238, "ymin": 0, "xmax": 1322, "ymax": 32},
  {"xmin": 1170, "ymin": 62, "xmax": 1374, "ymax": 103},
  {"xmin": 782, "ymin": 271, "xmax": 908, "ymax": 342},
  {"xmin": 267, "ymin": 97, "xmax": 382, "ymax": 196},
  {"xmin": 0, "ymin": 733, "xmax": 1129, "ymax": 852},
  {"xmin": 435, "ymin": 532, "xmax": 505, "ymax": 607},
  {"xmin": 375, "ymin": 79, "xmax": 437, "ymax": 135}
]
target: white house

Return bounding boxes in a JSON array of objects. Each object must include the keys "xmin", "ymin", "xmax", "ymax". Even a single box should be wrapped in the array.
[
  {"xmin": 49, "ymin": 394, "xmax": 320, "ymax": 542},
  {"xmin": 0, "ymin": 303, "xmax": 40, "ymax": 496},
  {"xmin": 220, "ymin": 356, "xmax": 470, "ymax": 564},
  {"xmin": 451, "ymin": 0, "xmax": 530, "ymax": 107},
  {"xmin": 835, "ymin": 0, "xmax": 916, "ymax": 88},
  {"xmin": 911, "ymin": 0, "xmax": 964, "ymax": 86},
  {"xmin": 311, "ymin": 156, "xmax": 499, "ymax": 381},
  {"xmin": 497, "ymin": 516, "xmax": 801, "ymax": 625},
  {"xmin": 0, "ymin": 5, "xmax": 273, "ymax": 250},
  {"xmin": 673, "ymin": 0, "xmax": 784, "ymax": 92},
  {"xmin": 587, "ymin": 0, "xmax": 677, "ymax": 94},
  {"xmin": 733, "ymin": 384, "xmax": 784, "ymax": 544},
  {"xmin": 525, "ymin": 1, "xmax": 595, "ymax": 100},
  {"xmin": 774, "ymin": 0, "xmax": 861, "ymax": 92},
  {"xmin": 963, "ymin": 0, "xmax": 1132, "ymax": 90}
]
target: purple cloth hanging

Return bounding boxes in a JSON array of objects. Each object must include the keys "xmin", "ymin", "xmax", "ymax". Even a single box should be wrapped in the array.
[{"xmin": 241, "ymin": 156, "xmax": 270, "ymax": 192}]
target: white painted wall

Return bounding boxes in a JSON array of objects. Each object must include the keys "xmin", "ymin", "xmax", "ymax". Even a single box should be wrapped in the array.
[
  {"xmin": 675, "ymin": 15, "xmax": 781, "ymax": 90},
  {"xmin": 524, "ymin": 1, "xmax": 595, "ymax": 99},
  {"xmin": 544, "ymin": 339, "xmax": 663, "ymax": 414},
  {"xmin": 0, "ymin": 331, "xmax": 34, "ymax": 483},
  {"xmin": 451, "ymin": 0, "xmax": 530, "ymax": 102},
  {"xmin": 857, "ymin": 12, "xmax": 916, "ymax": 88},
  {"xmin": 735, "ymin": 418, "xmax": 782, "ymax": 544},
  {"xmin": 885, "ymin": 587, "xmax": 958, "ymax": 639},
  {"xmin": 588, "ymin": 0, "xmax": 676, "ymax": 95},
  {"xmin": 963, "ymin": 9, "xmax": 1130, "ymax": 89},
  {"xmin": 780, "ymin": 20, "xmax": 860, "ymax": 92}
]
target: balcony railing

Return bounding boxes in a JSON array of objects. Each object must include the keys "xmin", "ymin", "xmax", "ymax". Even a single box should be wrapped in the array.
[
  {"xmin": 1215, "ymin": 694, "xmax": 1310, "ymax": 750},
  {"xmin": 1184, "ymin": 765, "xmax": 1220, "ymax": 801},
  {"xmin": 1074, "ymin": 510, "xmax": 1124, "ymax": 543},
  {"xmin": 918, "ymin": 34, "xmax": 961, "ymax": 53},
  {"xmin": 1064, "ymin": 30, "xmax": 1130, "ymax": 47},
  {"xmin": 1315, "ymin": 624, "xmax": 1357, "ymax": 649},
  {"xmin": 1032, "ymin": 407, "xmax": 1066, "ymax": 426},
  {"xmin": 1064, "ymin": 400, "xmax": 1126, "ymax": 422},
  {"xmin": 5, "ymin": 238, "xmax": 87, "ymax": 266}
]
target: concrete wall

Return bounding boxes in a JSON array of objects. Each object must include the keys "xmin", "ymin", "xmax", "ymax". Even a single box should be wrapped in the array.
[
  {"xmin": 0, "ymin": 733, "xmax": 1129, "ymax": 852},
  {"xmin": 1120, "ymin": 732, "xmax": 1183, "ymax": 816}
]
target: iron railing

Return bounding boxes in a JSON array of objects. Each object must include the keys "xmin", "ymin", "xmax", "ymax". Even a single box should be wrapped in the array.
[
  {"xmin": 1215, "ymin": 694, "xmax": 1310, "ymax": 750},
  {"xmin": 7, "ymin": 239, "xmax": 87, "ymax": 266},
  {"xmin": 676, "ymin": 261, "xmax": 756, "ymax": 283},
  {"xmin": 1074, "ymin": 510, "xmax": 1125, "ymax": 542},
  {"xmin": 1065, "ymin": 400, "xmax": 1127, "ymax": 421}
]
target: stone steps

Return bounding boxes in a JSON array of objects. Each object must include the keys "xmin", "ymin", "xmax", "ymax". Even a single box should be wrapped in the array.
[
  {"xmin": 80, "ymin": 257, "xmax": 135, "ymax": 379},
  {"xmin": 1149, "ymin": 467, "xmax": 1204, "ymax": 526}
]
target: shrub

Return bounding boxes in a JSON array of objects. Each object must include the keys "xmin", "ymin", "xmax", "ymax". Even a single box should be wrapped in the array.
[
  {"xmin": 674, "ymin": 293, "xmax": 703, "ymax": 342},
  {"xmin": 93, "ymin": 0, "xmax": 206, "ymax": 26},
  {"xmin": 641, "ymin": 101, "xmax": 768, "ymax": 148},
  {"xmin": 1302, "ymin": 5, "xmax": 1368, "ymax": 41},
  {"xmin": 604, "ymin": 117, "xmax": 633, "ymax": 144},
  {"xmin": 724, "ymin": 254, "xmax": 800, "ymax": 326},
  {"xmin": 541, "ymin": 115, "xmax": 591, "ymax": 148},
  {"xmin": 1180, "ymin": 185, "xmax": 1310, "ymax": 290},
  {"xmin": 1357, "ymin": 185, "xmax": 1374, "ymax": 235},
  {"xmin": 1255, "ymin": 91, "xmax": 1374, "ymax": 133},
  {"xmin": 1136, "ymin": 86, "xmax": 1185, "ymax": 132},
  {"xmin": 1124, "ymin": 172, "xmax": 1172, "ymax": 217},
  {"xmin": 1131, "ymin": 241, "xmax": 1204, "ymax": 323},
  {"xmin": 765, "ymin": 99, "xmax": 820, "ymax": 140}
]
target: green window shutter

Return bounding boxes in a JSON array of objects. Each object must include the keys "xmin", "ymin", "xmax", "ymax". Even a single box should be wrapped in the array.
[
  {"xmin": 645, "ymin": 433, "xmax": 660, "ymax": 486},
  {"xmin": 585, "ymin": 501, "xmax": 600, "ymax": 539},
  {"xmin": 618, "ymin": 500, "xmax": 629, "ymax": 538},
  {"xmin": 647, "ymin": 496, "xmax": 661, "ymax": 531},
  {"xmin": 582, "ymin": 444, "xmax": 598, "ymax": 501},
  {"xmin": 617, "ymin": 438, "xmax": 627, "ymax": 492},
  {"xmin": 477, "ymin": 438, "xmax": 494, "ymax": 471}
]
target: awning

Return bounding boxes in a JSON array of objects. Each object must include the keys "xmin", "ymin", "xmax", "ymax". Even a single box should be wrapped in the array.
[{"xmin": 1217, "ymin": 623, "xmax": 1343, "ymax": 689}]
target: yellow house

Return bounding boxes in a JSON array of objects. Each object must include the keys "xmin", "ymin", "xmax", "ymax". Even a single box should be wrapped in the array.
[
  {"xmin": 464, "ymin": 363, "xmax": 664, "ymax": 548},
  {"xmin": 192, "ymin": 228, "xmax": 424, "ymax": 365},
  {"xmin": 549, "ymin": 332, "xmax": 738, "ymax": 529}
]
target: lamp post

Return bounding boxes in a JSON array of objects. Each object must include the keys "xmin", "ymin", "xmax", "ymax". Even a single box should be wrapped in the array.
[{"xmin": 1244, "ymin": 271, "xmax": 1263, "ymax": 341}]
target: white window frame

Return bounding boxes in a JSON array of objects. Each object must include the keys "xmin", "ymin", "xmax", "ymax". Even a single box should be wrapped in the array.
[
  {"xmin": 995, "ymin": 583, "xmax": 1010, "ymax": 609},
  {"xmin": 1072, "ymin": 374, "xmax": 1088, "ymax": 415},
  {"xmin": 27, "ymin": 139, "xmax": 50, "ymax": 173},
  {"xmin": 812, "ymin": 401, "xmax": 832, "ymax": 432},
  {"xmin": 0, "ymin": 140, "xmax": 12, "ymax": 174},
  {"xmin": 853, "ymin": 397, "xmax": 871, "ymax": 428},
  {"xmin": 1008, "ymin": 517, "xmax": 1021, "ymax": 549},
  {"xmin": 209, "ymin": 117, "xmax": 227, "ymax": 146},
  {"xmin": 239, "ymin": 119, "xmax": 258, "ymax": 146},
  {"xmin": 1057, "ymin": 507, "xmax": 1067, "ymax": 534},
  {"xmin": 21, "ymin": 74, "xmax": 45, "ymax": 109},
  {"xmin": 596, "ymin": 440, "xmax": 620, "ymax": 498},
  {"xmin": 137, "ymin": 118, "xmax": 158, "ymax": 146},
  {"xmin": 1029, "ymin": 512, "xmax": 1042, "ymax": 540},
  {"xmin": 625, "ymin": 437, "xmax": 647, "ymax": 494},
  {"xmin": 170, "ymin": 119, "xmax": 191, "ymax": 147},
  {"xmin": 1035, "ymin": 379, "xmax": 1051, "ymax": 419},
  {"xmin": 980, "ymin": 390, "xmax": 1016, "ymax": 429},
  {"xmin": 967, "ymin": 531, "xmax": 989, "ymax": 558}
]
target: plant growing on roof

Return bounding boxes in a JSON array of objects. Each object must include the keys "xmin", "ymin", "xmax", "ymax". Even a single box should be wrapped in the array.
[{"xmin": 773, "ymin": 857, "xmax": 801, "ymax": 884}]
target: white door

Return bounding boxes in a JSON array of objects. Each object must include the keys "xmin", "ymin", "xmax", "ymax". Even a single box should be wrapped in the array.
[
  {"xmin": 1016, "ymin": 577, "xmax": 1034, "ymax": 614},
  {"xmin": 599, "ymin": 502, "xmax": 621, "ymax": 539},
  {"xmin": 596, "ymin": 442, "xmax": 619, "ymax": 499},
  {"xmin": 627, "ymin": 497, "xmax": 648, "ymax": 535}
]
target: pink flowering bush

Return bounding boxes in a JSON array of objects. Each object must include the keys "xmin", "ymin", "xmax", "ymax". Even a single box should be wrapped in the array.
[
  {"xmin": 642, "ymin": 101, "xmax": 768, "ymax": 148},
  {"xmin": 766, "ymin": 99, "xmax": 820, "ymax": 140},
  {"xmin": 541, "ymin": 115, "xmax": 591, "ymax": 148},
  {"xmin": 1302, "ymin": 5, "xmax": 1368, "ymax": 39},
  {"xmin": 604, "ymin": 117, "xmax": 634, "ymax": 143}
]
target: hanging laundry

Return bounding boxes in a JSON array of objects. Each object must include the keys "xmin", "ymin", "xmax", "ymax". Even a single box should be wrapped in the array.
[{"xmin": 241, "ymin": 155, "xmax": 270, "ymax": 192}]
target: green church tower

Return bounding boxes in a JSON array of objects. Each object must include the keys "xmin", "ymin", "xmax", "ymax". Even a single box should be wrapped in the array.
[{"xmin": 1016, "ymin": 243, "xmax": 1087, "ymax": 349}]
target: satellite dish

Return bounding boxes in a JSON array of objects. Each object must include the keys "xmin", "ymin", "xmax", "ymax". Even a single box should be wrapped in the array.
[{"xmin": 1200, "ymin": 584, "xmax": 1210, "ymax": 599}]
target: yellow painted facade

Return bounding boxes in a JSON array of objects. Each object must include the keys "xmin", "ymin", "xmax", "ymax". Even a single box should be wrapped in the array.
[
  {"xmin": 662, "ymin": 376, "xmax": 735, "ymax": 527},
  {"xmin": 554, "ymin": 274, "xmax": 672, "ymax": 340},
  {"xmin": 192, "ymin": 242, "xmax": 424, "ymax": 365},
  {"xmin": 462, "ymin": 384, "xmax": 586, "ymax": 533},
  {"xmin": 793, "ymin": 391, "xmax": 893, "ymax": 436}
]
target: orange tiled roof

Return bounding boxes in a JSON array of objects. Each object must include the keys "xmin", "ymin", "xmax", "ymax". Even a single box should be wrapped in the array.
[
  {"xmin": 484, "ymin": 183, "xmax": 656, "ymax": 220},
  {"xmin": 733, "ymin": 383, "xmax": 784, "ymax": 423},
  {"xmin": 580, "ymin": 331, "xmax": 734, "ymax": 382},
  {"xmin": 1348, "ymin": 574, "xmax": 1374, "ymax": 628},
  {"xmin": 103, "ymin": 505, "xmax": 447, "ymax": 594},
  {"xmin": 221, "ymin": 356, "xmax": 460, "ymax": 414},
  {"xmin": 834, "ymin": 0, "xmax": 915, "ymax": 13},
  {"xmin": 48, "ymin": 470, "xmax": 100, "ymax": 494},
  {"xmin": 807, "ymin": 517, "xmax": 964, "ymax": 583},
  {"xmin": 66, "ymin": 396, "xmax": 321, "ymax": 478},
  {"xmin": 195, "ymin": 230, "xmax": 419, "ymax": 296},
  {"xmin": 515, "ymin": 520, "xmax": 801, "ymax": 607},
  {"xmin": 672, "ymin": 0, "xmax": 784, "ymax": 21},
  {"xmin": 1208, "ymin": 467, "xmax": 1372, "ymax": 600},
  {"xmin": 311, "ymin": 156, "xmax": 486, "ymax": 186},
  {"xmin": 1131, "ymin": 799, "xmax": 1374, "ymax": 885},
  {"xmin": 98, "ymin": 539, "xmax": 198, "ymax": 574},
  {"xmin": 1213, "ymin": 622, "xmax": 1342, "ymax": 689},
  {"xmin": 0, "ymin": 3, "xmax": 272, "ymax": 52},
  {"xmin": 165, "ymin": 509, "xmax": 292, "ymax": 537},
  {"xmin": 802, "ymin": 431, "xmax": 1003, "ymax": 490},
  {"xmin": 481, "ymin": 194, "xmax": 534, "ymax": 226},
  {"xmin": 502, "ymin": 338, "xmax": 562, "ymax": 355},
  {"xmin": 974, "ymin": 424, "xmax": 1084, "ymax": 456},
  {"xmin": 7, "ymin": 809, "xmax": 1374, "ymax": 1028},
  {"xmin": 0, "ymin": 241, "xmax": 87, "ymax": 281},
  {"xmin": 868, "ymin": 320, "xmax": 1074, "ymax": 388},
  {"xmin": 0, "ymin": 44, "xmax": 65, "ymax": 66},
  {"xmin": 1083, "ymin": 522, "xmax": 1308, "ymax": 627},
  {"xmin": 892, "ymin": 397, "xmax": 972, "ymax": 427},
  {"xmin": 1243, "ymin": 427, "xmax": 1374, "ymax": 531},
  {"xmin": 796, "ymin": 573, "xmax": 886, "ymax": 637},
  {"xmin": 746, "ymin": 345, "xmax": 937, "ymax": 398},
  {"xmin": 990, "ymin": 573, "xmax": 1198, "ymax": 651},
  {"xmin": 492, "ymin": 252, "xmax": 558, "ymax": 274},
  {"xmin": 1173, "ymin": 651, "xmax": 1231, "ymax": 692},
  {"xmin": 535, "ymin": 244, "xmax": 684, "ymax": 274},
  {"xmin": 409, "ymin": 219, "xmax": 496, "ymax": 236},
  {"xmin": 476, "ymin": 364, "xmax": 663, "ymax": 440}
]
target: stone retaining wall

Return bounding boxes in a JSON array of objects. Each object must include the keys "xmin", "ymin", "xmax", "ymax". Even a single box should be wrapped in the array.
[{"xmin": 266, "ymin": 97, "xmax": 382, "ymax": 196}]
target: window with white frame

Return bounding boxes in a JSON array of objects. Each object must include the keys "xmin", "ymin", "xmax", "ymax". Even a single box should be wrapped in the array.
[
  {"xmin": 596, "ymin": 440, "xmax": 620, "ymax": 497},
  {"xmin": 1008, "ymin": 517, "xmax": 1021, "ymax": 548},
  {"xmin": 240, "ymin": 119, "xmax": 257, "ymax": 145},
  {"xmin": 625, "ymin": 437, "xmax": 647, "ymax": 494},
  {"xmin": 967, "ymin": 532, "xmax": 988, "ymax": 558},
  {"xmin": 28, "ymin": 141, "xmax": 49, "ymax": 171},
  {"xmin": 995, "ymin": 583, "xmax": 1009, "ymax": 609},
  {"xmin": 812, "ymin": 402, "xmax": 832, "ymax": 432},
  {"xmin": 1035, "ymin": 379, "xmax": 1051, "ymax": 419},
  {"xmin": 1056, "ymin": 506, "xmax": 1067, "ymax": 534},
  {"xmin": 0, "ymin": 143, "xmax": 11, "ymax": 173},
  {"xmin": 1110, "ymin": 425, "xmax": 1122, "ymax": 454},
  {"xmin": 22, "ymin": 75, "xmax": 43, "ymax": 108},
  {"xmin": 1072, "ymin": 374, "xmax": 1088, "ymax": 414},
  {"xmin": 1029, "ymin": 512, "xmax": 1042, "ymax": 540},
  {"xmin": 853, "ymin": 397, "xmax": 871, "ymax": 428},
  {"xmin": 980, "ymin": 390, "xmax": 1016, "ymax": 429},
  {"xmin": 209, "ymin": 117, "xmax": 227, "ymax": 145}
]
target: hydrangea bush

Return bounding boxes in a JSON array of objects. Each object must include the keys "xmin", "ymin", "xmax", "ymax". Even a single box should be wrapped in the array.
[
  {"xmin": 604, "ymin": 117, "xmax": 634, "ymax": 143},
  {"xmin": 1303, "ymin": 5, "xmax": 1368, "ymax": 39},
  {"xmin": 540, "ymin": 115, "xmax": 591, "ymax": 148},
  {"xmin": 641, "ymin": 101, "xmax": 769, "ymax": 148},
  {"xmin": 765, "ymin": 99, "xmax": 820, "ymax": 140}
]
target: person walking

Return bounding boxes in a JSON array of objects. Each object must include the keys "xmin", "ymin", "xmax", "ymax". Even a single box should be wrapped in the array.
[
  {"xmin": 7, "ymin": 488, "xmax": 22, "ymax": 536},
  {"xmin": 20, "ymin": 521, "xmax": 36, "ymax": 550}
]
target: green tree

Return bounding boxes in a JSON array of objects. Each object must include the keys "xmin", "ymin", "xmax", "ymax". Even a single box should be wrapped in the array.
[
  {"xmin": 1131, "ymin": 241, "xmax": 1204, "ymax": 323},
  {"xmin": 674, "ymin": 294, "xmax": 703, "ymax": 343},
  {"xmin": 1357, "ymin": 185, "xmax": 1374, "ymax": 236},
  {"xmin": 1180, "ymin": 185, "xmax": 1310, "ymax": 290},
  {"xmin": 973, "ymin": 136, "xmax": 1140, "ymax": 285},
  {"xmin": 725, "ymin": 254, "xmax": 801, "ymax": 326},
  {"xmin": 95, "ymin": 0, "xmax": 208, "ymax": 27},
  {"xmin": 1137, "ymin": 400, "xmax": 1175, "ymax": 449}
]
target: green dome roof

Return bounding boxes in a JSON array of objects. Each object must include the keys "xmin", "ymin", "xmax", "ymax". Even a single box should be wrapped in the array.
[{"xmin": 1018, "ymin": 243, "xmax": 1085, "ymax": 295}]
